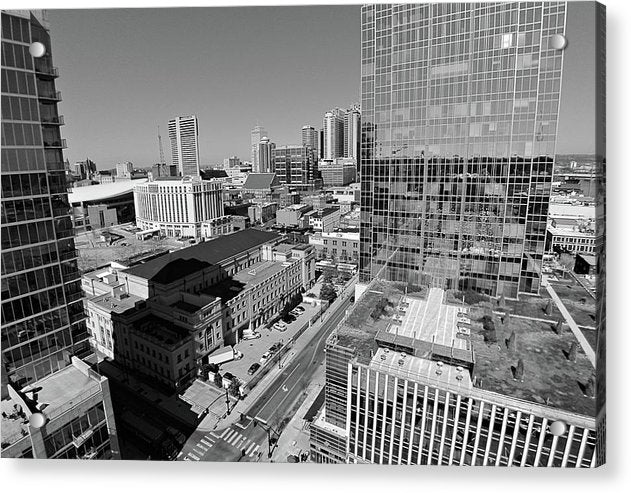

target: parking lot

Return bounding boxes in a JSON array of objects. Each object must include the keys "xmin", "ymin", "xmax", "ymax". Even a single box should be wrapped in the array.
[{"xmin": 218, "ymin": 302, "xmax": 321, "ymax": 384}]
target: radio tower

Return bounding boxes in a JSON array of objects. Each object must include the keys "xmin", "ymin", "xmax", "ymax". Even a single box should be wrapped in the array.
[{"xmin": 157, "ymin": 125, "xmax": 166, "ymax": 176}]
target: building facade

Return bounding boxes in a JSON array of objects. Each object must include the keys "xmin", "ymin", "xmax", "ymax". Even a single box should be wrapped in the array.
[
  {"xmin": 276, "ymin": 203, "xmax": 313, "ymax": 228},
  {"xmin": 133, "ymin": 177, "xmax": 224, "ymax": 238},
  {"xmin": 344, "ymin": 106, "xmax": 361, "ymax": 161},
  {"xmin": 1, "ymin": 9, "xmax": 91, "ymax": 387},
  {"xmin": 201, "ymin": 215, "xmax": 234, "ymax": 240},
  {"xmin": 116, "ymin": 161, "xmax": 134, "ymax": 179},
  {"xmin": 305, "ymin": 207, "xmax": 342, "ymax": 232},
  {"xmin": 323, "ymin": 109, "xmax": 346, "ymax": 159},
  {"xmin": 258, "ymin": 136, "xmax": 275, "ymax": 173},
  {"xmin": 318, "ymin": 157, "xmax": 357, "ymax": 187},
  {"xmin": 359, "ymin": 2, "xmax": 567, "ymax": 298},
  {"xmin": 273, "ymin": 145, "xmax": 319, "ymax": 189},
  {"xmin": 309, "ymin": 229, "xmax": 360, "ymax": 264},
  {"xmin": 168, "ymin": 115, "xmax": 200, "ymax": 177},
  {"xmin": 1, "ymin": 10, "xmax": 117, "ymax": 460}
]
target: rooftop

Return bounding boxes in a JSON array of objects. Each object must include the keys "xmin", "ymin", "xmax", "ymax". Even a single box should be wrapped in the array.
[
  {"xmin": 242, "ymin": 173, "xmax": 278, "ymax": 190},
  {"xmin": 90, "ymin": 291, "xmax": 144, "ymax": 314},
  {"xmin": 133, "ymin": 314, "xmax": 191, "ymax": 348},
  {"xmin": 68, "ymin": 178, "xmax": 148, "ymax": 204},
  {"xmin": 233, "ymin": 260, "xmax": 286, "ymax": 287},
  {"xmin": 123, "ymin": 229, "xmax": 280, "ymax": 281},
  {"xmin": 338, "ymin": 281, "xmax": 596, "ymax": 418}
]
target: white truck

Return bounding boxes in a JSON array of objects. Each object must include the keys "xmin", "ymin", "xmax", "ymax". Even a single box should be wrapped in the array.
[{"xmin": 206, "ymin": 345, "xmax": 242, "ymax": 366}]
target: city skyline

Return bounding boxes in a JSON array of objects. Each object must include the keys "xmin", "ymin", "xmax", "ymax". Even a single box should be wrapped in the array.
[{"xmin": 40, "ymin": 3, "xmax": 596, "ymax": 169}]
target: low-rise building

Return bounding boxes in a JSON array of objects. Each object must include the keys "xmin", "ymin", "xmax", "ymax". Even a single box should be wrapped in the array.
[
  {"xmin": 327, "ymin": 183, "xmax": 361, "ymax": 204},
  {"xmin": 276, "ymin": 203, "xmax": 313, "ymax": 228},
  {"xmin": 309, "ymin": 229, "xmax": 359, "ymax": 264},
  {"xmin": 201, "ymin": 215, "xmax": 235, "ymax": 239},
  {"xmin": 248, "ymin": 202, "xmax": 277, "ymax": 225},
  {"xmin": 80, "ymin": 230, "xmax": 317, "ymax": 389},
  {"xmin": 305, "ymin": 207, "xmax": 342, "ymax": 232},
  {"xmin": 318, "ymin": 158, "xmax": 356, "ymax": 186}
]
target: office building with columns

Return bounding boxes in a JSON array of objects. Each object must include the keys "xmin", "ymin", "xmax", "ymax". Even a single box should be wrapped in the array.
[
  {"xmin": 168, "ymin": 115, "xmax": 200, "ymax": 177},
  {"xmin": 133, "ymin": 177, "xmax": 224, "ymax": 238}
]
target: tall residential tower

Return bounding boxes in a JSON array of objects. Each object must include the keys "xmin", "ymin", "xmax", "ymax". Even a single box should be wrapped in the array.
[{"xmin": 168, "ymin": 115, "xmax": 200, "ymax": 177}]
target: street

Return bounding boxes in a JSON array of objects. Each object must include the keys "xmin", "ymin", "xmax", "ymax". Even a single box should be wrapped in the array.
[{"xmin": 177, "ymin": 290, "xmax": 352, "ymax": 462}]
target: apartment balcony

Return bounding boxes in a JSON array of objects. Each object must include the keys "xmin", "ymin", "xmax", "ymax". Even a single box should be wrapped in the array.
[
  {"xmin": 34, "ymin": 64, "xmax": 59, "ymax": 79},
  {"xmin": 38, "ymin": 90, "xmax": 62, "ymax": 102},
  {"xmin": 43, "ymin": 138, "xmax": 67, "ymax": 148},
  {"xmin": 41, "ymin": 115, "xmax": 65, "ymax": 126}
]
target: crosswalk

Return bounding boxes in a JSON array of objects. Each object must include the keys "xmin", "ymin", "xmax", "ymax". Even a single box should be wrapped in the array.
[{"xmin": 182, "ymin": 426, "xmax": 261, "ymax": 461}]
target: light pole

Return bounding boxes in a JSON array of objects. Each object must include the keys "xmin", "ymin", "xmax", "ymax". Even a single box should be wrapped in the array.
[
  {"xmin": 278, "ymin": 338, "xmax": 283, "ymax": 369},
  {"xmin": 252, "ymin": 417, "xmax": 279, "ymax": 459}
]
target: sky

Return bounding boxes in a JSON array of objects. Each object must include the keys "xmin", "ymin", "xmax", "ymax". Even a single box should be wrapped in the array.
[{"xmin": 42, "ymin": 2, "xmax": 597, "ymax": 169}]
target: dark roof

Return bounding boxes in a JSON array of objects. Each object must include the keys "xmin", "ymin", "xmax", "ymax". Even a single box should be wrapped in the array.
[
  {"xmin": 150, "ymin": 258, "xmax": 211, "ymax": 284},
  {"xmin": 201, "ymin": 169, "xmax": 229, "ymax": 179},
  {"xmin": 243, "ymin": 173, "xmax": 278, "ymax": 190},
  {"xmin": 124, "ymin": 229, "xmax": 280, "ymax": 282}
]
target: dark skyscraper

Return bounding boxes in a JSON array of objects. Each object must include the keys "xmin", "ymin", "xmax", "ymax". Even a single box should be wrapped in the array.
[
  {"xmin": 1, "ymin": 10, "xmax": 90, "ymax": 385},
  {"xmin": 359, "ymin": 2, "xmax": 567, "ymax": 298}
]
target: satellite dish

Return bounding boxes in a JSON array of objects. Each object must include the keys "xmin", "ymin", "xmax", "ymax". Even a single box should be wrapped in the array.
[
  {"xmin": 29, "ymin": 412, "xmax": 47, "ymax": 429},
  {"xmin": 29, "ymin": 42, "xmax": 46, "ymax": 58},
  {"xmin": 549, "ymin": 420, "xmax": 567, "ymax": 437}
]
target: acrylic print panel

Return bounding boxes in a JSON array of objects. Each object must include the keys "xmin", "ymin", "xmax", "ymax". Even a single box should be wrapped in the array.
[{"xmin": 0, "ymin": 2, "xmax": 605, "ymax": 466}]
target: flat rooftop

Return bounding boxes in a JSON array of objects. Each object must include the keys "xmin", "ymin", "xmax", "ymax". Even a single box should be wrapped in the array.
[
  {"xmin": 233, "ymin": 260, "xmax": 286, "ymax": 287},
  {"xmin": 339, "ymin": 281, "xmax": 596, "ymax": 418},
  {"xmin": 133, "ymin": 314, "xmax": 190, "ymax": 348},
  {"xmin": 22, "ymin": 362, "xmax": 102, "ymax": 420},
  {"xmin": 91, "ymin": 291, "xmax": 143, "ymax": 314}
]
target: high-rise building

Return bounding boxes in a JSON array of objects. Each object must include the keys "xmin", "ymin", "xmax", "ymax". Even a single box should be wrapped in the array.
[
  {"xmin": 359, "ymin": 2, "xmax": 567, "ymax": 299},
  {"xmin": 343, "ymin": 106, "xmax": 361, "ymax": 161},
  {"xmin": 302, "ymin": 125, "xmax": 318, "ymax": 154},
  {"xmin": 273, "ymin": 145, "xmax": 319, "ymax": 190},
  {"xmin": 250, "ymin": 125, "xmax": 268, "ymax": 172},
  {"xmin": 1, "ymin": 9, "xmax": 118, "ymax": 459},
  {"xmin": 258, "ymin": 136, "xmax": 275, "ymax": 173},
  {"xmin": 323, "ymin": 109, "xmax": 346, "ymax": 159},
  {"xmin": 318, "ymin": 128, "xmax": 325, "ymax": 160},
  {"xmin": 168, "ymin": 115, "xmax": 200, "ymax": 177}
]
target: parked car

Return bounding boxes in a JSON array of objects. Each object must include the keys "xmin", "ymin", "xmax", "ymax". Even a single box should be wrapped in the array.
[
  {"xmin": 289, "ymin": 309, "xmax": 301, "ymax": 317},
  {"xmin": 242, "ymin": 331, "xmax": 261, "ymax": 340},
  {"xmin": 294, "ymin": 306, "xmax": 305, "ymax": 314},
  {"xmin": 260, "ymin": 351, "xmax": 272, "ymax": 364},
  {"xmin": 273, "ymin": 322, "xmax": 287, "ymax": 332},
  {"xmin": 247, "ymin": 363, "xmax": 261, "ymax": 375},
  {"xmin": 269, "ymin": 342, "xmax": 282, "ymax": 353}
]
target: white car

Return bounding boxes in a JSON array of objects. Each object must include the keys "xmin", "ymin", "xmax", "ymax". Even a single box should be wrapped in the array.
[
  {"xmin": 260, "ymin": 351, "xmax": 272, "ymax": 364},
  {"xmin": 242, "ymin": 331, "xmax": 261, "ymax": 340},
  {"xmin": 273, "ymin": 322, "xmax": 287, "ymax": 332}
]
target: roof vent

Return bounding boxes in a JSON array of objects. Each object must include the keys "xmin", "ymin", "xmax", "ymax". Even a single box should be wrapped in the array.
[
  {"xmin": 383, "ymin": 348, "xmax": 389, "ymax": 354},
  {"xmin": 456, "ymin": 366, "xmax": 463, "ymax": 372},
  {"xmin": 436, "ymin": 361, "xmax": 444, "ymax": 368},
  {"xmin": 435, "ymin": 369, "xmax": 443, "ymax": 376},
  {"xmin": 380, "ymin": 354, "xmax": 386, "ymax": 361},
  {"xmin": 400, "ymin": 352, "xmax": 407, "ymax": 358},
  {"xmin": 398, "ymin": 359, "xmax": 404, "ymax": 366},
  {"xmin": 456, "ymin": 374, "xmax": 463, "ymax": 381}
]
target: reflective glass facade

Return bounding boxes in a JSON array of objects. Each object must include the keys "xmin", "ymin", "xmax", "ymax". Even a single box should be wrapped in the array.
[
  {"xmin": 359, "ymin": 2, "xmax": 566, "ymax": 298},
  {"xmin": 1, "ymin": 10, "xmax": 89, "ymax": 387}
]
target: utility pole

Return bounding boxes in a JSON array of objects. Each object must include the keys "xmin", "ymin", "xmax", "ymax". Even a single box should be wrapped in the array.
[
  {"xmin": 224, "ymin": 387, "xmax": 231, "ymax": 416},
  {"xmin": 252, "ymin": 416, "xmax": 279, "ymax": 459},
  {"xmin": 278, "ymin": 339, "xmax": 283, "ymax": 369}
]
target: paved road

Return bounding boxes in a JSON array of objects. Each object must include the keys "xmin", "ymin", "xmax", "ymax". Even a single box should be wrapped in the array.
[{"xmin": 178, "ymin": 292, "xmax": 352, "ymax": 462}]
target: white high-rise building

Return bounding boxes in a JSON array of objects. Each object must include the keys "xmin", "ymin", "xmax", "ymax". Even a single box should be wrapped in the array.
[
  {"xmin": 251, "ymin": 125, "xmax": 268, "ymax": 172},
  {"xmin": 344, "ymin": 106, "xmax": 361, "ymax": 160},
  {"xmin": 323, "ymin": 109, "xmax": 346, "ymax": 159},
  {"xmin": 168, "ymin": 115, "xmax": 200, "ymax": 177},
  {"xmin": 258, "ymin": 136, "xmax": 275, "ymax": 173}
]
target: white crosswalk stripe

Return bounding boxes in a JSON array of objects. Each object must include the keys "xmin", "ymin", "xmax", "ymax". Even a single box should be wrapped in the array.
[
  {"xmin": 220, "ymin": 429, "xmax": 230, "ymax": 439},
  {"xmin": 200, "ymin": 438, "xmax": 213, "ymax": 447},
  {"xmin": 245, "ymin": 442, "xmax": 257, "ymax": 456},
  {"xmin": 188, "ymin": 452, "xmax": 200, "ymax": 461},
  {"xmin": 196, "ymin": 443, "xmax": 208, "ymax": 452},
  {"xmin": 249, "ymin": 445, "xmax": 260, "ymax": 457},
  {"xmin": 224, "ymin": 429, "xmax": 237, "ymax": 443},
  {"xmin": 183, "ymin": 456, "xmax": 191, "ymax": 461},
  {"xmin": 229, "ymin": 432, "xmax": 242, "ymax": 446}
]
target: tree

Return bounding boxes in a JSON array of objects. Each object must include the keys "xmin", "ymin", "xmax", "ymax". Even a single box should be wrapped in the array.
[
  {"xmin": 554, "ymin": 318, "xmax": 564, "ymax": 335},
  {"xmin": 558, "ymin": 253, "xmax": 575, "ymax": 276},
  {"xmin": 543, "ymin": 300, "xmax": 552, "ymax": 316},
  {"xmin": 583, "ymin": 373, "xmax": 596, "ymax": 398},
  {"xmin": 567, "ymin": 341, "xmax": 578, "ymax": 362},
  {"xmin": 228, "ymin": 377, "xmax": 241, "ymax": 398},
  {"xmin": 507, "ymin": 331, "xmax": 516, "ymax": 352},
  {"xmin": 514, "ymin": 359, "xmax": 525, "ymax": 381},
  {"xmin": 320, "ymin": 283, "xmax": 337, "ymax": 303},
  {"xmin": 214, "ymin": 371, "xmax": 223, "ymax": 389}
]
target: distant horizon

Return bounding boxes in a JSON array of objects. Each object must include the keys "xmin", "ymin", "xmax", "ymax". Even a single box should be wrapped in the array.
[{"xmin": 42, "ymin": 3, "xmax": 597, "ymax": 169}]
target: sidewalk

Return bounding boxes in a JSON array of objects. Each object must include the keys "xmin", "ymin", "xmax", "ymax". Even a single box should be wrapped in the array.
[
  {"xmin": 265, "ymin": 361, "xmax": 325, "ymax": 463},
  {"xmin": 196, "ymin": 277, "xmax": 355, "ymax": 433}
]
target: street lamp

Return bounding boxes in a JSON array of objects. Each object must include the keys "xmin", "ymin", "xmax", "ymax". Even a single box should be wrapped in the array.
[
  {"xmin": 252, "ymin": 417, "xmax": 279, "ymax": 459},
  {"xmin": 278, "ymin": 338, "xmax": 283, "ymax": 369}
]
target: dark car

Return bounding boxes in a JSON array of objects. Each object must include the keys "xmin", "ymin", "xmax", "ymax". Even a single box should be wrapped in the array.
[
  {"xmin": 269, "ymin": 342, "xmax": 282, "ymax": 353},
  {"xmin": 282, "ymin": 314, "xmax": 296, "ymax": 323},
  {"xmin": 247, "ymin": 363, "xmax": 261, "ymax": 375}
]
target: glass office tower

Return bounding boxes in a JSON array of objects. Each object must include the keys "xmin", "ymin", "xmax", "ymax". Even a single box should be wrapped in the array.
[
  {"xmin": 359, "ymin": 2, "xmax": 566, "ymax": 298},
  {"xmin": 1, "ymin": 10, "xmax": 90, "ymax": 388}
]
